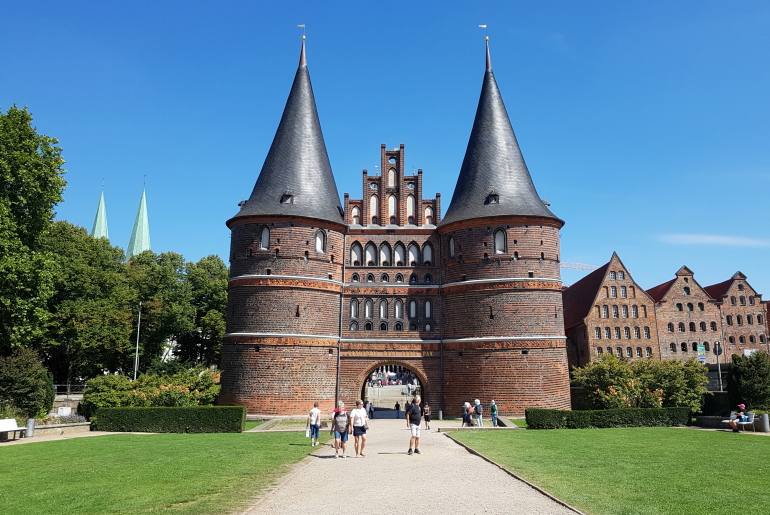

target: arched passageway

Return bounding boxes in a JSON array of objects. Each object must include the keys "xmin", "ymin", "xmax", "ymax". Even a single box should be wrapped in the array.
[{"xmin": 358, "ymin": 362, "xmax": 425, "ymax": 419}]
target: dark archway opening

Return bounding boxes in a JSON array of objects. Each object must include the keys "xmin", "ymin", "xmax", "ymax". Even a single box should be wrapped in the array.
[{"xmin": 360, "ymin": 363, "xmax": 424, "ymax": 419}]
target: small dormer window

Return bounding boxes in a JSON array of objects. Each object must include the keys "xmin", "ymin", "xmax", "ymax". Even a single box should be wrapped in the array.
[
  {"xmin": 280, "ymin": 191, "xmax": 294, "ymax": 204},
  {"xmin": 485, "ymin": 191, "xmax": 499, "ymax": 204}
]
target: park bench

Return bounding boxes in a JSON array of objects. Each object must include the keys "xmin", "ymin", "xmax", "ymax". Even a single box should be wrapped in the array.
[
  {"xmin": 0, "ymin": 418, "xmax": 26, "ymax": 440},
  {"xmin": 737, "ymin": 413, "xmax": 757, "ymax": 432}
]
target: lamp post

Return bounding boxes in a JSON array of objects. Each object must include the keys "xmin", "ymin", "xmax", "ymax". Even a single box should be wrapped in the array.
[
  {"xmin": 133, "ymin": 301, "xmax": 142, "ymax": 381},
  {"xmin": 714, "ymin": 341, "xmax": 723, "ymax": 391}
]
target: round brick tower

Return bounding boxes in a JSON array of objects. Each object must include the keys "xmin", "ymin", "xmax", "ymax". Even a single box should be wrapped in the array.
[
  {"xmin": 438, "ymin": 40, "xmax": 571, "ymax": 416},
  {"xmin": 220, "ymin": 39, "xmax": 346, "ymax": 415}
]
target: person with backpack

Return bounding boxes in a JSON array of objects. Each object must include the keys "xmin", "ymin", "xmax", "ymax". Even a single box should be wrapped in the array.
[
  {"xmin": 473, "ymin": 399, "xmax": 483, "ymax": 427},
  {"xmin": 489, "ymin": 400, "xmax": 498, "ymax": 427},
  {"xmin": 405, "ymin": 395, "xmax": 423, "ymax": 455}
]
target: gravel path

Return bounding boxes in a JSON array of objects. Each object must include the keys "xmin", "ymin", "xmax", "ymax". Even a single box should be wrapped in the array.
[{"xmin": 240, "ymin": 418, "xmax": 579, "ymax": 515}]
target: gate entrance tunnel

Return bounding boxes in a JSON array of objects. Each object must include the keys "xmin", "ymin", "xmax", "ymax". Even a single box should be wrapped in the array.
[{"xmin": 360, "ymin": 364, "xmax": 423, "ymax": 419}]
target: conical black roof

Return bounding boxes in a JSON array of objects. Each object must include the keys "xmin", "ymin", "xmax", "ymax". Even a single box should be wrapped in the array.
[
  {"xmin": 231, "ymin": 40, "xmax": 344, "ymax": 225},
  {"xmin": 440, "ymin": 41, "xmax": 561, "ymax": 227}
]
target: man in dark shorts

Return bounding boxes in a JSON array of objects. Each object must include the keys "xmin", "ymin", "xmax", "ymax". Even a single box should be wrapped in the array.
[
  {"xmin": 423, "ymin": 402, "xmax": 432, "ymax": 430},
  {"xmin": 406, "ymin": 395, "xmax": 422, "ymax": 455}
]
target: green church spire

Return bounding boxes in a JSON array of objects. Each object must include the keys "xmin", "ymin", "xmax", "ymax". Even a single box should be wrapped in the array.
[
  {"xmin": 91, "ymin": 191, "xmax": 109, "ymax": 240},
  {"xmin": 127, "ymin": 188, "xmax": 151, "ymax": 258}
]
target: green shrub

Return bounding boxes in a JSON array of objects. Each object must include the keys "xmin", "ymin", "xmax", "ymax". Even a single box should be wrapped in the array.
[
  {"xmin": 0, "ymin": 348, "xmax": 55, "ymax": 418},
  {"xmin": 727, "ymin": 351, "xmax": 770, "ymax": 410},
  {"xmin": 0, "ymin": 403, "xmax": 28, "ymax": 426},
  {"xmin": 95, "ymin": 406, "xmax": 245, "ymax": 433},
  {"xmin": 525, "ymin": 407, "xmax": 691, "ymax": 429}
]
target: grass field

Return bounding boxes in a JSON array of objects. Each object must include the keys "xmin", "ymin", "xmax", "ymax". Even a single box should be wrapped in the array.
[
  {"xmin": 0, "ymin": 431, "xmax": 329, "ymax": 515},
  {"xmin": 451, "ymin": 428, "xmax": 770, "ymax": 515},
  {"xmin": 244, "ymin": 421, "xmax": 263, "ymax": 430}
]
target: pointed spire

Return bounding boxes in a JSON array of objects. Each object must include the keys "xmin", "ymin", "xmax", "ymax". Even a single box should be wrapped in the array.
[
  {"xmin": 485, "ymin": 37, "xmax": 492, "ymax": 71},
  {"xmin": 231, "ymin": 38, "xmax": 343, "ymax": 225},
  {"xmin": 91, "ymin": 191, "xmax": 109, "ymax": 240},
  {"xmin": 127, "ymin": 188, "xmax": 151, "ymax": 258},
  {"xmin": 440, "ymin": 40, "xmax": 561, "ymax": 227}
]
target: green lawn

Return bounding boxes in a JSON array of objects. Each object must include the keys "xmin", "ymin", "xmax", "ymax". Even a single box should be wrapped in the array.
[
  {"xmin": 244, "ymin": 420, "xmax": 263, "ymax": 430},
  {"xmin": 452, "ymin": 428, "xmax": 770, "ymax": 515},
  {"xmin": 0, "ymin": 432, "xmax": 329, "ymax": 515}
]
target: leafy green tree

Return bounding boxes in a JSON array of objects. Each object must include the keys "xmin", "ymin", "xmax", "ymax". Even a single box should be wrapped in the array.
[
  {"xmin": 175, "ymin": 255, "xmax": 228, "ymax": 366},
  {"xmin": 0, "ymin": 106, "xmax": 67, "ymax": 352},
  {"xmin": 727, "ymin": 351, "xmax": 770, "ymax": 410},
  {"xmin": 0, "ymin": 347, "xmax": 55, "ymax": 417},
  {"xmin": 39, "ymin": 222, "xmax": 134, "ymax": 383},
  {"xmin": 632, "ymin": 358, "xmax": 709, "ymax": 412}
]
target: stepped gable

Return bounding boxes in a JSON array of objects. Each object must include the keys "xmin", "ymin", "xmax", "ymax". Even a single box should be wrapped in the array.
[
  {"xmin": 230, "ymin": 39, "xmax": 343, "ymax": 226},
  {"xmin": 440, "ymin": 39, "xmax": 561, "ymax": 227},
  {"xmin": 562, "ymin": 261, "xmax": 610, "ymax": 330},
  {"xmin": 646, "ymin": 279, "xmax": 676, "ymax": 303}
]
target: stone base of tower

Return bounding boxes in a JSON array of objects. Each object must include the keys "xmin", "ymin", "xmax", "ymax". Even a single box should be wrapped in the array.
[
  {"xmin": 218, "ymin": 338, "xmax": 338, "ymax": 415},
  {"xmin": 442, "ymin": 340, "xmax": 571, "ymax": 417}
]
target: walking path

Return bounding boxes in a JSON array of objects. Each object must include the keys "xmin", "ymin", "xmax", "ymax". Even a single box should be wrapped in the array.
[{"xmin": 240, "ymin": 417, "xmax": 579, "ymax": 515}]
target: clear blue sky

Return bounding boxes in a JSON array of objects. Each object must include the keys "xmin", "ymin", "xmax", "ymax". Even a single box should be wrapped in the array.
[{"xmin": 2, "ymin": 1, "xmax": 768, "ymax": 295}]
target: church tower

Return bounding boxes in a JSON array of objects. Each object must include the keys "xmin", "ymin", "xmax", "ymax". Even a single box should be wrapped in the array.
[
  {"xmin": 438, "ymin": 39, "xmax": 571, "ymax": 414},
  {"xmin": 127, "ymin": 188, "xmax": 150, "ymax": 258},
  {"xmin": 220, "ymin": 39, "xmax": 346, "ymax": 415},
  {"xmin": 91, "ymin": 190, "xmax": 109, "ymax": 240}
]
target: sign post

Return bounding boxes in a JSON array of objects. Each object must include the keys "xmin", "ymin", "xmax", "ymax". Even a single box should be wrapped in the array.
[{"xmin": 714, "ymin": 342, "xmax": 723, "ymax": 391}]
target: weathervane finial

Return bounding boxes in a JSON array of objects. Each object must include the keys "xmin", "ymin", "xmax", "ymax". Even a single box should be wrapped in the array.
[
  {"xmin": 297, "ymin": 25, "xmax": 307, "ymax": 66},
  {"xmin": 479, "ymin": 25, "xmax": 491, "ymax": 71}
]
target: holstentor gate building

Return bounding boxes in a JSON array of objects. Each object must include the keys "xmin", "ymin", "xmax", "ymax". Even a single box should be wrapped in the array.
[{"xmin": 219, "ymin": 38, "xmax": 571, "ymax": 416}]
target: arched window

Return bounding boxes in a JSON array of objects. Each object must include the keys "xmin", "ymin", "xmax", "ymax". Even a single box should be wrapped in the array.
[
  {"xmin": 379, "ymin": 244, "xmax": 391, "ymax": 266},
  {"xmin": 700, "ymin": 322, "xmax": 707, "ymax": 331},
  {"xmin": 646, "ymin": 347, "xmax": 652, "ymax": 357},
  {"xmin": 352, "ymin": 207, "xmax": 360, "ymax": 225},
  {"xmin": 395, "ymin": 274, "xmax": 404, "ymax": 283},
  {"xmin": 350, "ymin": 299, "xmax": 359, "ymax": 318},
  {"xmin": 624, "ymin": 327, "xmax": 631, "ymax": 339},
  {"xmin": 692, "ymin": 342, "xmax": 698, "ymax": 351},
  {"xmin": 424, "ymin": 207, "xmax": 433, "ymax": 225},
  {"xmin": 602, "ymin": 306, "xmax": 609, "ymax": 318},
  {"xmin": 612, "ymin": 306, "xmax": 619, "ymax": 318},
  {"xmin": 388, "ymin": 168, "xmax": 396, "ymax": 187},
  {"xmin": 350, "ymin": 321, "xmax": 358, "ymax": 331},
  {"xmin": 409, "ymin": 300, "xmax": 417, "ymax": 318},
  {"xmin": 449, "ymin": 237, "xmax": 456, "ymax": 258},
  {"xmin": 388, "ymin": 195, "xmax": 397, "ymax": 220},
  {"xmin": 681, "ymin": 342, "xmax": 688, "ymax": 352},
  {"xmin": 381, "ymin": 274, "xmax": 389, "ymax": 282},
  {"xmin": 365, "ymin": 322, "xmax": 373, "ymax": 331},
  {"xmin": 726, "ymin": 315, "xmax": 733, "ymax": 326},
  {"xmin": 668, "ymin": 323, "xmax": 674, "ymax": 332},
  {"xmin": 351, "ymin": 274, "xmax": 360, "ymax": 282},
  {"xmin": 595, "ymin": 327, "xmax": 602, "ymax": 339},
  {"xmin": 408, "ymin": 244, "xmax": 420, "ymax": 266},
  {"xmin": 704, "ymin": 342, "xmax": 710, "ymax": 351},
  {"xmin": 351, "ymin": 243, "xmax": 363, "ymax": 266},
  {"xmin": 634, "ymin": 327, "xmax": 641, "ymax": 339},
  {"xmin": 618, "ymin": 271, "xmax": 625, "ymax": 280},
  {"xmin": 610, "ymin": 271, "xmax": 617, "ymax": 280},
  {"xmin": 513, "ymin": 251, "xmax": 519, "ymax": 260},
  {"xmin": 370, "ymin": 195, "xmax": 379, "ymax": 222},
  {"xmin": 422, "ymin": 244, "xmax": 433, "ymax": 266},
  {"xmin": 407, "ymin": 195, "xmax": 415, "ymax": 222},
  {"xmin": 747, "ymin": 315, "xmax": 754, "ymax": 325},
  {"xmin": 683, "ymin": 287, "xmax": 691, "ymax": 295},
  {"xmin": 424, "ymin": 274, "xmax": 433, "ymax": 284},
  {"xmin": 616, "ymin": 347, "xmax": 623, "ymax": 357},
  {"xmin": 259, "ymin": 226, "xmax": 270, "ymax": 250},
  {"xmin": 365, "ymin": 243, "xmax": 377, "ymax": 266},
  {"xmin": 425, "ymin": 323, "xmax": 432, "ymax": 332},
  {"xmin": 425, "ymin": 300, "xmax": 432, "ymax": 319},
  {"xmin": 395, "ymin": 300, "xmax": 403, "ymax": 319},
  {"xmin": 622, "ymin": 306, "xmax": 628, "ymax": 318},
  {"xmin": 614, "ymin": 327, "xmax": 621, "ymax": 339},
  {"xmin": 698, "ymin": 303, "xmax": 704, "ymax": 311},
  {"xmin": 394, "ymin": 243, "xmax": 406, "ymax": 266},
  {"xmin": 632, "ymin": 305, "xmax": 638, "ymax": 318},
  {"xmin": 607, "ymin": 346, "xmax": 613, "ymax": 355},
  {"xmin": 315, "ymin": 230, "xmax": 326, "ymax": 253},
  {"xmin": 494, "ymin": 229, "xmax": 506, "ymax": 255},
  {"xmin": 759, "ymin": 315, "xmax": 764, "ymax": 324},
  {"xmin": 749, "ymin": 335, "xmax": 755, "ymax": 343},
  {"xmin": 678, "ymin": 323, "xmax": 685, "ymax": 332},
  {"xmin": 635, "ymin": 347, "xmax": 642, "ymax": 358},
  {"xmin": 380, "ymin": 322, "xmax": 387, "ymax": 331},
  {"xmin": 689, "ymin": 322, "xmax": 696, "ymax": 332},
  {"xmin": 739, "ymin": 336, "xmax": 746, "ymax": 344},
  {"xmin": 644, "ymin": 327, "xmax": 651, "ymax": 339},
  {"xmin": 737, "ymin": 315, "xmax": 743, "ymax": 325},
  {"xmin": 395, "ymin": 322, "xmax": 403, "ymax": 331},
  {"xmin": 366, "ymin": 274, "xmax": 374, "ymax": 283},
  {"xmin": 604, "ymin": 327, "xmax": 611, "ymax": 339},
  {"xmin": 740, "ymin": 296, "xmax": 746, "ymax": 306},
  {"xmin": 364, "ymin": 300, "xmax": 373, "ymax": 318},
  {"xmin": 670, "ymin": 342, "xmax": 677, "ymax": 352},
  {"xmin": 710, "ymin": 322, "xmax": 717, "ymax": 331},
  {"xmin": 676, "ymin": 303, "xmax": 683, "ymax": 311},
  {"xmin": 379, "ymin": 300, "xmax": 388, "ymax": 319},
  {"xmin": 620, "ymin": 286, "xmax": 627, "ymax": 298},
  {"xmin": 409, "ymin": 274, "xmax": 418, "ymax": 284},
  {"xmin": 687, "ymin": 303, "xmax": 694, "ymax": 311},
  {"xmin": 729, "ymin": 336, "xmax": 735, "ymax": 343},
  {"xmin": 760, "ymin": 335, "xmax": 766, "ymax": 343},
  {"xmin": 597, "ymin": 347, "xmax": 603, "ymax": 355},
  {"xmin": 626, "ymin": 347, "xmax": 632, "ymax": 357},
  {"xmin": 409, "ymin": 323, "xmax": 417, "ymax": 331},
  {"xmin": 610, "ymin": 286, "xmax": 617, "ymax": 298},
  {"xmin": 738, "ymin": 284, "xmax": 744, "ymax": 291}
]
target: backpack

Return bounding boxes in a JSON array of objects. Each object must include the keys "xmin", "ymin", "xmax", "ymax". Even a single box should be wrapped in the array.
[{"xmin": 474, "ymin": 404, "xmax": 482, "ymax": 415}]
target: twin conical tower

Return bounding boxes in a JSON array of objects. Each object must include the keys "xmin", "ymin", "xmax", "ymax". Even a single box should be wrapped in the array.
[
  {"xmin": 221, "ymin": 37, "xmax": 570, "ymax": 416},
  {"xmin": 90, "ymin": 188, "xmax": 151, "ymax": 259}
]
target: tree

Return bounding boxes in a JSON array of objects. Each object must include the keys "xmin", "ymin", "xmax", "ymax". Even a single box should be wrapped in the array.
[
  {"xmin": 0, "ymin": 347, "xmax": 55, "ymax": 417},
  {"xmin": 727, "ymin": 351, "xmax": 770, "ymax": 410},
  {"xmin": 0, "ymin": 106, "xmax": 67, "ymax": 352},
  {"xmin": 39, "ymin": 222, "xmax": 134, "ymax": 383}
]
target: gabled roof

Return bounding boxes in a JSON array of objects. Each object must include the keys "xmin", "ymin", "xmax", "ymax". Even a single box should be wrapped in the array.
[
  {"xmin": 562, "ymin": 261, "xmax": 610, "ymax": 330},
  {"xmin": 440, "ymin": 40, "xmax": 561, "ymax": 228},
  {"xmin": 646, "ymin": 279, "xmax": 676, "ymax": 303},
  {"xmin": 704, "ymin": 272, "xmax": 748, "ymax": 300},
  {"xmin": 230, "ymin": 40, "xmax": 343, "ymax": 226}
]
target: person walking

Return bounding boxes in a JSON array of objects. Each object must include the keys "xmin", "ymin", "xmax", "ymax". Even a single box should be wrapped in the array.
[
  {"xmin": 330, "ymin": 401, "xmax": 351, "ymax": 458},
  {"xmin": 368, "ymin": 400, "xmax": 375, "ymax": 419},
  {"xmin": 423, "ymin": 402, "xmax": 431, "ymax": 430},
  {"xmin": 489, "ymin": 400, "xmax": 498, "ymax": 428},
  {"xmin": 473, "ymin": 399, "xmax": 483, "ymax": 427},
  {"xmin": 462, "ymin": 402, "xmax": 471, "ymax": 427},
  {"xmin": 306, "ymin": 401, "xmax": 321, "ymax": 446},
  {"xmin": 394, "ymin": 401, "xmax": 401, "ymax": 418},
  {"xmin": 406, "ymin": 395, "xmax": 423, "ymax": 455},
  {"xmin": 351, "ymin": 399, "xmax": 369, "ymax": 457}
]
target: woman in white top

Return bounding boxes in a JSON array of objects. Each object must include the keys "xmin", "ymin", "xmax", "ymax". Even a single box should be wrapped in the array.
[
  {"xmin": 350, "ymin": 399, "xmax": 369, "ymax": 457},
  {"xmin": 306, "ymin": 401, "xmax": 321, "ymax": 446}
]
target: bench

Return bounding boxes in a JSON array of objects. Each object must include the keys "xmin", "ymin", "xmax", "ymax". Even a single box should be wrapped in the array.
[
  {"xmin": 738, "ymin": 413, "xmax": 757, "ymax": 432},
  {"xmin": 0, "ymin": 418, "xmax": 26, "ymax": 440}
]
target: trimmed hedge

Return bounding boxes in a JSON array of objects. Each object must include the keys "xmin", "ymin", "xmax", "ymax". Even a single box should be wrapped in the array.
[
  {"xmin": 525, "ymin": 407, "xmax": 691, "ymax": 429},
  {"xmin": 95, "ymin": 406, "xmax": 246, "ymax": 433}
]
